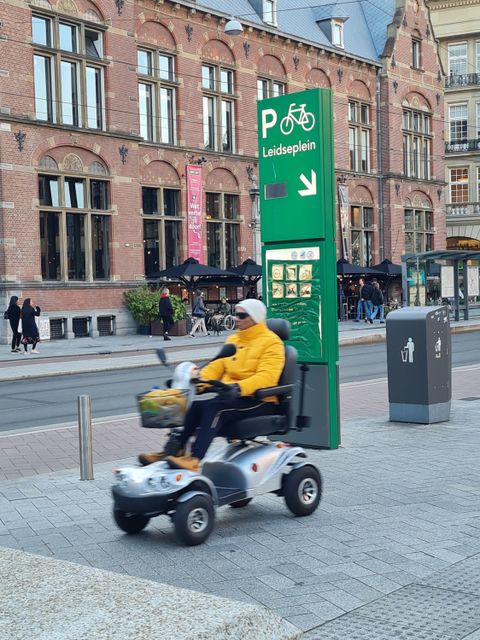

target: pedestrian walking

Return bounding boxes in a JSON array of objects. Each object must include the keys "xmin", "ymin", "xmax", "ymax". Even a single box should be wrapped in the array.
[
  {"xmin": 354, "ymin": 278, "xmax": 373, "ymax": 324},
  {"xmin": 159, "ymin": 287, "xmax": 174, "ymax": 341},
  {"xmin": 20, "ymin": 298, "xmax": 41, "ymax": 354},
  {"xmin": 4, "ymin": 296, "xmax": 22, "ymax": 353},
  {"xmin": 371, "ymin": 281, "xmax": 385, "ymax": 323},
  {"xmin": 189, "ymin": 290, "xmax": 209, "ymax": 337}
]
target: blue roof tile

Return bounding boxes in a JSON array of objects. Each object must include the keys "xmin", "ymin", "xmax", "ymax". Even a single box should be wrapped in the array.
[{"xmin": 196, "ymin": 0, "xmax": 397, "ymax": 62}]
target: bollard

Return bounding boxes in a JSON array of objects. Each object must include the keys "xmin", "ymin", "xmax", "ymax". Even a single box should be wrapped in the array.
[{"xmin": 78, "ymin": 395, "xmax": 94, "ymax": 480}]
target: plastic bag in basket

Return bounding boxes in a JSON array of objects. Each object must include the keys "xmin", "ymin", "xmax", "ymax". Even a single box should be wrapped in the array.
[{"xmin": 139, "ymin": 388, "xmax": 188, "ymax": 429}]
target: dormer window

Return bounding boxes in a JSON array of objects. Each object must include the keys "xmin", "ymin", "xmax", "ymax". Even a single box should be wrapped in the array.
[
  {"xmin": 264, "ymin": 0, "xmax": 277, "ymax": 26},
  {"xmin": 332, "ymin": 21, "xmax": 344, "ymax": 48}
]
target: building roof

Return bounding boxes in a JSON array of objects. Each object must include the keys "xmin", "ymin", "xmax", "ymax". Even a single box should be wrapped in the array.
[{"xmin": 195, "ymin": 0, "xmax": 397, "ymax": 63}]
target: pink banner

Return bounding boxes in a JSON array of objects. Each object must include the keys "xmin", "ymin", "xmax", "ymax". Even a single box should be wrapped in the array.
[{"xmin": 186, "ymin": 165, "xmax": 204, "ymax": 263}]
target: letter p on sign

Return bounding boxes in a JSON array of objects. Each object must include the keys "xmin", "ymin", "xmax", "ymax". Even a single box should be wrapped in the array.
[{"xmin": 261, "ymin": 108, "xmax": 277, "ymax": 139}]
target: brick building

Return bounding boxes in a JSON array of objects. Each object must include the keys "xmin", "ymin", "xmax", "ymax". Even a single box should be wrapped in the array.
[{"xmin": 0, "ymin": 0, "xmax": 444, "ymax": 342}]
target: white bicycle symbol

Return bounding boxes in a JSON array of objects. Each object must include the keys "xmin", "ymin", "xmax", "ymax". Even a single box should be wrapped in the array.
[{"xmin": 280, "ymin": 103, "xmax": 315, "ymax": 135}]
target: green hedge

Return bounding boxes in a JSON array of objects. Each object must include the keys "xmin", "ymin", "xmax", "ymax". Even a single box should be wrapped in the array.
[{"xmin": 124, "ymin": 286, "xmax": 185, "ymax": 325}]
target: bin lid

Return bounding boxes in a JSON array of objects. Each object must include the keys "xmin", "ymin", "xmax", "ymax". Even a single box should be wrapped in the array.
[{"xmin": 387, "ymin": 306, "xmax": 448, "ymax": 321}]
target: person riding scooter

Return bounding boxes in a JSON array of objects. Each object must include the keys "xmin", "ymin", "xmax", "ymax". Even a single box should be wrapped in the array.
[{"xmin": 138, "ymin": 299, "xmax": 285, "ymax": 471}]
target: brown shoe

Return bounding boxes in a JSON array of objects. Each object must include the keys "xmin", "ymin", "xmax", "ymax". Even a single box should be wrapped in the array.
[
  {"xmin": 138, "ymin": 447, "xmax": 185, "ymax": 466},
  {"xmin": 138, "ymin": 452, "xmax": 167, "ymax": 466},
  {"xmin": 166, "ymin": 454, "xmax": 201, "ymax": 473}
]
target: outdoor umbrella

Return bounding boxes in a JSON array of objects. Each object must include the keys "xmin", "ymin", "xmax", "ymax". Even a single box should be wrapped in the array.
[
  {"xmin": 371, "ymin": 259, "xmax": 402, "ymax": 276},
  {"xmin": 336, "ymin": 259, "xmax": 381, "ymax": 276},
  {"xmin": 229, "ymin": 258, "xmax": 263, "ymax": 283},
  {"xmin": 148, "ymin": 257, "xmax": 236, "ymax": 286}
]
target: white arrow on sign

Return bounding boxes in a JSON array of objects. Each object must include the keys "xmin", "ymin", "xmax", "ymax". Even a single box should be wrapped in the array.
[{"xmin": 298, "ymin": 170, "xmax": 317, "ymax": 197}]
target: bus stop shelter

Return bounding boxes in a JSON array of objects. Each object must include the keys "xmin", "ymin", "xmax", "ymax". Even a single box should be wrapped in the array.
[{"xmin": 402, "ymin": 250, "xmax": 480, "ymax": 320}]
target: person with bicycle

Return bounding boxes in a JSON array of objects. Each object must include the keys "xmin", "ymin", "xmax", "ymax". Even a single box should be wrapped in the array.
[{"xmin": 138, "ymin": 299, "xmax": 285, "ymax": 471}]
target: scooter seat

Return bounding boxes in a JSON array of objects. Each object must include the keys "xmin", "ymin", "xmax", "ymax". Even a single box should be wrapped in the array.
[{"xmin": 220, "ymin": 415, "xmax": 288, "ymax": 439}]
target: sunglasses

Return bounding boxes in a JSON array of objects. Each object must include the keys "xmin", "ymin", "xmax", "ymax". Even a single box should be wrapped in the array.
[{"xmin": 235, "ymin": 312, "xmax": 249, "ymax": 320}]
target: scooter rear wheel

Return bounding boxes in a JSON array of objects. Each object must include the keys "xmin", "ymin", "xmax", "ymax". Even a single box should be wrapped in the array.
[
  {"xmin": 174, "ymin": 494, "xmax": 214, "ymax": 546},
  {"xmin": 113, "ymin": 509, "xmax": 150, "ymax": 534},
  {"xmin": 284, "ymin": 466, "xmax": 322, "ymax": 517}
]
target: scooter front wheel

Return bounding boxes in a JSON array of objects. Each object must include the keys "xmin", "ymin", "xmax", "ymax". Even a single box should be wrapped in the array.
[
  {"xmin": 284, "ymin": 466, "xmax": 322, "ymax": 517},
  {"xmin": 174, "ymin": 494, "xmax": 214, "ymax": 546},
  {"xmin": 113, "ymin": 509, "xmax": 150, "ymax": 534}
]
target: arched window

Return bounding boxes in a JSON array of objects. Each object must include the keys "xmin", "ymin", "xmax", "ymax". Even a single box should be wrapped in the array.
[
  {"xmin": 141, "ymin": 161, "xmax": 182, "ymax": 275},
  {"xmin": 404, "ymin": 194, "xmax": 434, "ymax": 253},
  {"xmin": 402, "ymin": 96, "xmax": 432, "ymax": 180},
  {"xmin": 137, "ymin": 22, "xmax": 177, "ymax": 144},
  {"xmin": 201, "ymin": 41, "xmax": 236, "ymax": 153},
  {"xmin": 31, "ymin": 6, "xmax": 105, "ymax": 128},
  {"xmin": 38, "ymin": 153, "xmax": 111, "ymax": 281},
  {"xmin": 257, "ymin": 55, "xmax": 287, "ymax": 100}
]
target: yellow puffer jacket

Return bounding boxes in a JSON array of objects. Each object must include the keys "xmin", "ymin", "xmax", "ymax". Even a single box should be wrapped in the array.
[{"xmin": 200, "ymin": 322, "xmax": 285, "ymax": 402}]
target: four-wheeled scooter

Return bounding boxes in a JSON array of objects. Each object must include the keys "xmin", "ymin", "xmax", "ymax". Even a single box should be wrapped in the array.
[{"xmin": 111, "ymin": 319, "xmax": 322, "ymax": 545}]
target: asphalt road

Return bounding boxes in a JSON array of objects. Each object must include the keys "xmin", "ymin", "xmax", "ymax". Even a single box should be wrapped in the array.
[{"xmin": 1, "ymin": 332, "xmax": 479, "ymax": 433}]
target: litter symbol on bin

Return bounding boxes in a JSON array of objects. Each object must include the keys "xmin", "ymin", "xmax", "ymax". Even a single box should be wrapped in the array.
[{"xmin": 401, "ymin": 337, "xmax": 415, "ymax": 364}]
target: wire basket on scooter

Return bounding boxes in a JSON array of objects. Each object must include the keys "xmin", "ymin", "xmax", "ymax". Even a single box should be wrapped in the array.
[{"xmin": 137, "ymin": 388, "xmax": 188, "ymax": 429}]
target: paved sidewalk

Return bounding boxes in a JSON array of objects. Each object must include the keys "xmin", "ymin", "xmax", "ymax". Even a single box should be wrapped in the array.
[{"xmin": 1, "ymin": 387, "xmax": 480, "ymax": 636}]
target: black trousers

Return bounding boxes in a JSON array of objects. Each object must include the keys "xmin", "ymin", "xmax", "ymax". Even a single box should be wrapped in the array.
[
  {"xmin": 180, "ymin": 397, "xmax": 276, "ymax": 459},
  {"xmin": 10, "ymin": 326, "xmax": 21, "ymax": 350},
  {"xmin": 161, "ymin": 315, "xmax": 173, "ymax": 335}
]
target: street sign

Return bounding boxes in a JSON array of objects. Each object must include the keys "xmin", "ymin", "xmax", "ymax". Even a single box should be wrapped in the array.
[
  {"xmin": 259, "ymin": 88, "xmax": 339, "ymax": 449},
  {"xmin": 258, "ymin": 89, "xmax": 334, "ymax": 243}
]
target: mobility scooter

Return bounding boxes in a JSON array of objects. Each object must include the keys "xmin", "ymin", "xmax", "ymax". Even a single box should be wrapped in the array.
[{"xmin": 112, "ymin": 319, "xmax": 322, "ymax": 546}]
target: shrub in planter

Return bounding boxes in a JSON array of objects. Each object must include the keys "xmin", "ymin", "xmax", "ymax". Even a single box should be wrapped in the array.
[{"xmin": 124, "ymin": 286, "xmax": 159, "ymax": 331}]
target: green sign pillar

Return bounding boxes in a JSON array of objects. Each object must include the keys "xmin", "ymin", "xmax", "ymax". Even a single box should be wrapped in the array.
[{"xmin": 258, "ymin": 88, "xmax": 339, "ymax": 449}]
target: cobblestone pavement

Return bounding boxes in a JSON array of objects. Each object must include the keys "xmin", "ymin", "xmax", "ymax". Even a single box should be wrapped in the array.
[{"xmin": 1, "ymin": 395, "xmax": 480, "ymax": 637}]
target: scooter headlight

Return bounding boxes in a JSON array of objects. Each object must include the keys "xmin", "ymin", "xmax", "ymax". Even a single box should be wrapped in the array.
[{"xmin": 146, "ymin": 475, "xmax": 171, "ymax": 492}]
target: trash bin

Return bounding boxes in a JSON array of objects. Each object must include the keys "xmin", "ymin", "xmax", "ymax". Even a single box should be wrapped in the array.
[{"xmin": 386, "ymin": 306, "xmax": 451, "ymax": 424}]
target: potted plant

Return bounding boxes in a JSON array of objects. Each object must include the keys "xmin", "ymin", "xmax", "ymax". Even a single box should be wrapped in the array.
[
  {"xmin": 124, "ymin": 286, "xmax": 160, "ymax": 334},
  {"xmin": 151, "ymin": 293, "xmax": 187, "ymax": 336},
  {"xmin": 169, "ymin": 294, "xmax": 187, "ymax": 336}
]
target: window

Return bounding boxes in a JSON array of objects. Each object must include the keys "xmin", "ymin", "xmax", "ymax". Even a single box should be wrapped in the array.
[
  {"xmin": 476, "ymin": 102, "xmax": 480, "ymax": 138},
  {"xmin": 332, "ymin": 21, "xmax": 344, "ymax": 48},
  {"xmin": 412, "ymin": 38, "xmax": 421, "ymax": 68},
  {"xmin": 477, "ymin": 41, "xmax": 480, "ymax": 73},
  {"xmin": 40, "ymin": 212, "xmax": 61, "ymax": 280},
  {"xmin": 264, "ymin": 0, "xmax": 276, "ymax": 25},
  {"xmin": 38, "ymin": 172, "xmax": 111, "ymax": 281},
  {"xmin": 448, "ymin": 43, "xmax": 467, "ymax": 76},
  {"xmin": 450, "ymin": 167, "xmax": 469, "ymax": 203},
  {"xmin": 137, "ymin": 48, "xmax": 176, "ymax": 144},
  {"xmin": 202, "ymin": 64, "xmax": 235, "ymax": 152},
  {"xmin": 141, "ymin": 186, "xmax": 181, "ymax": 275},
  {"xmin": 31, "ymin": 14, "xmax": 105, "ymax": 128},
  {"xmin": 402, "ymin": 108, "xmax": 432, "ymax": 179},
  {"xmin": 350, "ymin": 206, "xmax": 373, "ymax": 266},
  {"xmin": 449, "ymin": 104, "xmax": 468, "ymax": 142},
  {"xmin": 206, "ymin": 192, "xmax": 240, "ymax": 268},
  {"xmin": 348, "ymin": 100, "xmax": 371, "ymax": 172},
  {"xmin": 404, "ymin": 209, "xmax": 434, "ymax": 252},
  {"xmin": 478, "ymin": 167, "xmax": 480, "ymax": 202},
  {"xmin": 32, "ymin": 16, "xmax": 51, "ymax": 46},
  {"xmin": 257, "ymin": 77, "xmax": 285, "ymax": 100}
]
